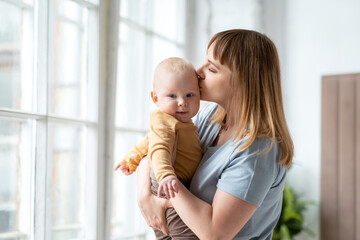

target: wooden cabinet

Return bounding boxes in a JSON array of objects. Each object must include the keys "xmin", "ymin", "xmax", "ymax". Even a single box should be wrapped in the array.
[{"xmin": 321, "ymin": 73, "xmax": 360, "ymax": 240}]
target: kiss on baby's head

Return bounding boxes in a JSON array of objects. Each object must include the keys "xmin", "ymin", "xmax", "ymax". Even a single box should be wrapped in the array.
[{"xmin": 151, "ymin": 57, "xmax": 200, "ymax": 123}]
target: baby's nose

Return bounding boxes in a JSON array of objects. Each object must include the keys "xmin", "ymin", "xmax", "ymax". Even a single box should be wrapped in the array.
[{"xmin": 178, "ymin": 99, "xmax": 187, "ymax": 106}]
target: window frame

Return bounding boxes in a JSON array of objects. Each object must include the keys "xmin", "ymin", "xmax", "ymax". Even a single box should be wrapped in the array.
[
  {"xmin": 0, "ymin": 0, "xmax": 190, "ymax": 239},
  {"xmin": 108, "ymin": 0, "xmax": 189, "ymax": 239},
  {"xmin": 0, "ymin": 0, "xmax": 101, "ymax": 239}
]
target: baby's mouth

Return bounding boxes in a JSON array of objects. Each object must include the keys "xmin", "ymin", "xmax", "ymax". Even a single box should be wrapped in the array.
[{"xmin": 176, "ymin": 111, "xmax": 188, "ymax": 115}]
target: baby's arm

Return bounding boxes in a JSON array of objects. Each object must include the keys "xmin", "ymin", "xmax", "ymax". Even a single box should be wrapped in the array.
[
  {"xmin": 148, "ymin": 112, "xmax": 177, "ymax": 183},
  {"xmin": 157, "ymin": 174, "xmax": 179, "ymax": 199},
  {"xmin": 114, "ymin": 135, "xmax": 149, "ymax": 175}
]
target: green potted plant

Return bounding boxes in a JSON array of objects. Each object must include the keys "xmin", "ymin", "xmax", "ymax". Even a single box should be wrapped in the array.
[{"xmin": 272, "ymin": 184, "xmax": 315, "ymax": 240}]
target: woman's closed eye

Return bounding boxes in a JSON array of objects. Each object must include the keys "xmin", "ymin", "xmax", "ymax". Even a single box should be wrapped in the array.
[{"xmin": 208, "ymin": 68, "xmax": 216, "ymax": 73}]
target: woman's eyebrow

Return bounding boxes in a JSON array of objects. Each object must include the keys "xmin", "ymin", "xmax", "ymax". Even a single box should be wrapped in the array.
[{"xmin": 208, "ymin": 59, "xmax": 220, "ymax": 69}]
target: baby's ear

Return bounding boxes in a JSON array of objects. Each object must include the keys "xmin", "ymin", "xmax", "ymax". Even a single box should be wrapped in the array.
[{"xmin": 151, "ymin": 91, "xmax": 158, "ymax": 105}]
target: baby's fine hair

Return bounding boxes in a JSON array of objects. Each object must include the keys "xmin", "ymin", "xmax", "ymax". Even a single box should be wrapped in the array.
[
  {"xmin": 153, "ymin": 57, "xmax": 196, "ymax": 90},
  {"xmin": 154, "ymin": 57, "xmax": 195, "ymax": 75}
]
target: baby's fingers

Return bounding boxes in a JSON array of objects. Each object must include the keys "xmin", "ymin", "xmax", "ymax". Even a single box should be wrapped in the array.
[
  {"xmin": 157, "ymin": 184, "xmax": 164, "ymax": 198},
  {"xmin": 171, "ymin": 180, "xmax": 179, "ymax": 194},
  {"xmin": 119, "ymin": 166, "xmax": 133, "ymax": 175},
  {"xmin": 163, "ymin": 184, "xmax": 170, "ymax": 199},
  {"xmin": 114, "ymin": 163, "xmax": 121, "ymax": 171},
  {"xmin": 167, "ymin": 182, "xmax": 177, "ymax": 198},
  {"xmin": 124, "ymin": 170, "xmax": 133, "ymax": 175},
  {"xmin": 119, "ymin": 165, "xmax": 128, "ymax": 171}
]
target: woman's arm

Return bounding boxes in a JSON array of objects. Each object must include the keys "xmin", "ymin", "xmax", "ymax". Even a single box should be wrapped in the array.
[
  {"xmin": 170, "ymin": 182, "xmax": 258, "ymax": 240},
  {"xmin": 136, "ymin": 157, "xmax": 171, "ymax": 236}
]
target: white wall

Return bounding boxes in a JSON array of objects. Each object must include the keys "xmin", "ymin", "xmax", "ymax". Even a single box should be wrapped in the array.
[
  {"xmin": 187, "ymin": 0, "xmax": 263, "ymax": 67},
  {"xmin": 277, "ymin": 1, "xmax": 360, "ymax": 239},
  {"xmin": 191, "ymin": 0, "xmax": 360, "ymax": 239}
]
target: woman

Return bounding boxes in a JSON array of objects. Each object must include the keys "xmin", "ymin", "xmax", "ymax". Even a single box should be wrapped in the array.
[{"xmin": 137, "ymin": 29, "xmax": 294, "ymax": 239}]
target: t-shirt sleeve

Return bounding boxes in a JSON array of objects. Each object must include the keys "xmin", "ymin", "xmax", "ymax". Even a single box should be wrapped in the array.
[{"xmin": 216, "ymin": 142, "xmax": 279, "ymax": 206}]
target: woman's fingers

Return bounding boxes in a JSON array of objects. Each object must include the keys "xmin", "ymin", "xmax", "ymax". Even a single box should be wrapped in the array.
[
  {"xmin": 158, "ymin": 219, "xmax": 169, "ymax": 236},
  {"xmin": 142, "ymin": 197, "xmax": 169, "ymax": 236},
  {"xmin": 147, "ymin": 215, "xmax": 168, "ymax": 236}
]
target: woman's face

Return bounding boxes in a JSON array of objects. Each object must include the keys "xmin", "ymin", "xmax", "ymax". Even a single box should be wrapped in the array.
[{"xmin": 197, "ymin": 44, "xmax": 232, "ymax": 109}]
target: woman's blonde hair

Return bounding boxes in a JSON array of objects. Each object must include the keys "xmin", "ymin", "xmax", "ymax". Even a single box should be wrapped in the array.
[{"xmin": 209, "ymin": 29, "xmax": 293, "ymax": 167}]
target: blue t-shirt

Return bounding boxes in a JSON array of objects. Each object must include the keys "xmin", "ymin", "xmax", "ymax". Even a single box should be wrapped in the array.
[{"xmin": 190, "ymin": 103, "xmax": 286, "ymax": 239}]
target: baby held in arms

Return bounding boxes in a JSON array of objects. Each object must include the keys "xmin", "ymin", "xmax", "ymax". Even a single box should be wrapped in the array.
[{"xmin": 115, "ymin": 57, "xmax": 202, "ymax": 199}]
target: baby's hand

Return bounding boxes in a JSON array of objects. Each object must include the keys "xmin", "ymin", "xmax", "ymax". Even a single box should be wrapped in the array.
[
  {"xmin": 157, "ymin": 175, "xmax": 179, "ymax": 199},
  {"xmin": 114, "ymin": 164, "xmax": 133, "ymax": 175}
]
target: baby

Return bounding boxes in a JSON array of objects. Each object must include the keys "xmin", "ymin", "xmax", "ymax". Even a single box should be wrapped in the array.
[{"xmin": 115, "ymin": 57, "xmax": 202, "ymax": 200}]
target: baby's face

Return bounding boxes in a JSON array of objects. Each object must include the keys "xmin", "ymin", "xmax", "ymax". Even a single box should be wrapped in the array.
[{"xmin": 153, "ymin": 69, "xmax": 200, "ymax": 123}]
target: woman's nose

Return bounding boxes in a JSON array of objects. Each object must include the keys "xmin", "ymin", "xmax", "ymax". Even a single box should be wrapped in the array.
[{"xmin": 196, "ymin": 66, "xmax": 205, "ymax": 80}]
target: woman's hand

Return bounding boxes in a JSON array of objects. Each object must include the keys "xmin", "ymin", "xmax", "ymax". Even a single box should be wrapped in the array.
[
  {"xmin": 136, "ymin": 157, "xmax": 172, "ymax": 235},
  {"xmin": 138, "ymin": 192, "xmax": 172, "ymax": 235}
]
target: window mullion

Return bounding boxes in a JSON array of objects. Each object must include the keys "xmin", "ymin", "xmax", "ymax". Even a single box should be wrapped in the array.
[
  {"xmin": 97, "ymin": 0, "xmax": 120, "ymax": 240},
  {"xmin": 35, "ymin": 0, "xmax": 48, "ymax": 115},
  {"xmin": 43, "ymin": 0, "xmax": 55, "ymax": 238},
  {"xmin": 32, "ymin": 0, "xmax": 49, "ymax": 239},
  {"xmin": 33, "ymin": 119, "xmax": 47, "ymax": 240}
]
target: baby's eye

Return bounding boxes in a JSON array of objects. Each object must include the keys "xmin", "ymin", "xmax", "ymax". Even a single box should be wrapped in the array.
[
  {"xmin": 186, "ymin": 93, "xmax": 193, "ymax": 98},
  {"xmin": 169, "ymin": 94, "xmax": 176, "ymax": 98}
]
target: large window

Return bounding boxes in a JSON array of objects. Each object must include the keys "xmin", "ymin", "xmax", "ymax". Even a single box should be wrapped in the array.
[
  {"xmin": 0, "ymin": 0, "xmax": 99, "ymax": 239},
  {"xmin": 0, "ymin": 0, "xmax": 187, "ymax": 239},
  {"xmin": 110, "ymin": 0, "xmax": 186, "ymax": 239},
  {"xmin": 0, "ymin": 1, "xmax": 34, "ymax": 238}
]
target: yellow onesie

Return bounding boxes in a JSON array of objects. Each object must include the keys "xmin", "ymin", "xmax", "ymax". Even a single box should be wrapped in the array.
[{"xmin": 118, "ymin": 110, "xmax": 202, "ymax": 187}]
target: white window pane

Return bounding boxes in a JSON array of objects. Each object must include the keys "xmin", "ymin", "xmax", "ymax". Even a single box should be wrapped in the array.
[
  {"xmin": 115, "ymin": 24, "xmax": 150, "ymax": 129},
  {"xmin": 50, "ymin": 1, "xmax": 98, "ymax": 121},
  {"xmin": 151, "ymin": 37, "xmax": 184, "ymax": 77},
  {"xmin": 153, "ymin": 0, "xmax": 185, "ymax": 43},
  {"xmin": 51, "ymin": 19, "xmax": 82, "ymax": 118},
  {"xmin": 22, "ymin": 0, "xmax": 34, "ymax": 5},
  {"xmin": 120, "ymin": 0, "xmax": 149, "ymax": 26},
  {"xmin": 0, "ymin": 2, "xmax": 34, "ymax": 112},
  {"xmin": 57, "ymin": 0, "xmax": 83, "ymax": 22},
  {"xmin": 111, "ymin": 131, "xmax": 150, "ymax": 238},
  {"xmin": 0, "ymin": 118, "xmax": 33, "ymax": 238},
  {"xmin": 48, "ymin": 123, "xmax": 97, "ymax": 240},
  {"xmin": 83, "ymin": 0, "xmax": 99, "ymax": 5}
]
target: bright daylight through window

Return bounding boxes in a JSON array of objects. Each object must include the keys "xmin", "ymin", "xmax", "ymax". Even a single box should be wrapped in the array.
[
  {"xmin": 0, "ymin": 0, "xmax": 99, "ymax": 239},
  {"xmin": 0, "ymin": 0, "xmax": 185, "ymax": 239}
]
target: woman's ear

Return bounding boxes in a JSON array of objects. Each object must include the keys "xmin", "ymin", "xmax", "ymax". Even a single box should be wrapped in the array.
[{"xmin": 151, "ymin": 91, "xmax": 158, "ymax": 105}]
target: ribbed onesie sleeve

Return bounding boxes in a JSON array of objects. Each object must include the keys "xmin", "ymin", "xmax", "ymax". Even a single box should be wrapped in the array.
[
  {"xmin": 118, "ymin": 135, "xmax": 149, "ymax": 172},
  {"xmin": 148, "ymin": 111, "xmax": 178, "ymax": 182}
]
